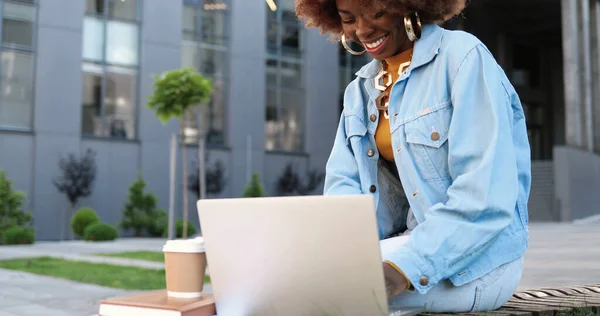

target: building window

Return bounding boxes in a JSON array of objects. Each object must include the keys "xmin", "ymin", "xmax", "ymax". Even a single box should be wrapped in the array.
[
  {"xmin": 338, "ymin": 45, "xmax": 370, "ymax": 114},
  {"xmin": 181, "ymin": 0, "xmax": 229, "ymax": 145},
  {"xmin": 82, "ymin": 0, "xmax": 140, "ymax": 139},
  {"xmin": 0, "ymin": 0, "xmax": 37, "ymax": 130},
  {"xmin": 265, "ymin": 0, "xmax": 304, "ymax": 152}
]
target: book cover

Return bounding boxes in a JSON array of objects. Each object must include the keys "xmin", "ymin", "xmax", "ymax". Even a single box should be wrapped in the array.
[{"xmin": 98, "ymin": 290, "xmax": 216, "ymax": 316}]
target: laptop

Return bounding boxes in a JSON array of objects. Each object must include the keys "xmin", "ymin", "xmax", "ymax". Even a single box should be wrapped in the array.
[{"xmin": 197, "ymin": 194, "xmax": 406, "ymax": 316}]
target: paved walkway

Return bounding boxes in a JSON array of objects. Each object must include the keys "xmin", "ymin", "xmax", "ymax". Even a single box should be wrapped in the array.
[
  {"xmin": 0, "ymin": 238, "xmax": 167, "ymax": 270},
  {"xmin": 0, "ymin": 223, "xmax": 598, "ymax": 316}
]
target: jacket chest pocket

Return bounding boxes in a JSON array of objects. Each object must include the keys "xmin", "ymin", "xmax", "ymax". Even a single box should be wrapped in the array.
[
  {"xmin": 344, "ymin": 114, "xmax": 367, "ymax": 148},
  {"xmin": 404, "ymin": 104, "xmax": 452, "ymax": 182}
]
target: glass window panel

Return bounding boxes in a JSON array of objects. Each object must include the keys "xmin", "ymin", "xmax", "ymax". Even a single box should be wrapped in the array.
[
  {"xmin": 10, "ymin": 0, "xmax": 35, "ymax": 4},
  {"xmin": 281, "ymin": 23, "xmax": 300, "ymax": 57},
  {"xmin": 3, "ymin": 2, "xmax": 35, "ymax": 21},
  {"xmin": 265, "ymin": 88, "xmax": 279, "ymax": 151},
  {"xmin": 281, "ymin": 61, "xmax": 301, "ymax": 89},
  {"xmin": 2, "ymin": 19, "xmax": 33, "ymax": 47},
  {"xmin": 280, "ymin": 89, "xmax": 304, "ymax": 151},
  {"xmin": 182, "ymin": 0, "xmax": 229, "ymax": 145},
  {"xmin": 86, "ymin": 0, "xmax": 104, "ymax": 15},
  {"xmin": 83, "ymin": 16, "xmax": 104, "ymax": 62},
  {"xmin": 199, "ymin": 47, "xmax": 226, "ymax": 77},
  {"xmin": 2, "ymin": 2, "xmax": 35, "ymax": 47},
  {"xmin": 106, "ymin": 20, "xmax": 139, "ymax": 66},
  {"xmin": 206, "ymin": 78, "xmax": 226, "ymax": 144},
  {"xmin": 266, "ymin": 59, "xmax": 277, "ymax": 86},
  {"xmin": 266, "ymin": 22, "xmax": 278, "ymax": 55},
  {"xmin": 182, "ymin": 79, "xmax": 227, "ymax": 145},
  {"xmin": 0, "ymin": 51, "xmax": 33, "ymax": 129},
  {"xmin": 105, "ymin": 66, "xmax": 137, "ymax": 139},
  {"xmin": 183, "ymin": 5, "xmax": 199, "ymax": 34},
  {"xmin": 81, "ymin": 63, "xmax": 104, "ymax": 136},
  {"xmin": 181, "ymin": 41, "xmax": 199, "ymax": 69},
  {"xmin": 108, "ymin": 0, "xmax": 137, "ymax": 20},
  {"xmin": 280, "ymin": 0, "xmax": 298, "ymax": 24},
  {"xmin": 183, "ymin": 108, "xmax": 199, "ymax": 144},
  {"xmin": 183, "ymin": 32, "xmax": 198, "ymax": 41},
  {"xmin": 201, "ymin": 10, "xmax": 227, "ymax": 46}
]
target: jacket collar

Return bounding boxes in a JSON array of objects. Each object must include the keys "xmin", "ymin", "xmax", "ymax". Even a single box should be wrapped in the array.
[{"xmin": 355, "ymin": 24, "xmax": 444, "ymax": 79}]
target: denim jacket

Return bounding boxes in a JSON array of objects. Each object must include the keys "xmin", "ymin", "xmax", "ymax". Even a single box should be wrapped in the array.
[{"xmin": 323, "ymin": 24, "xmax": 531, "ymax": 294}]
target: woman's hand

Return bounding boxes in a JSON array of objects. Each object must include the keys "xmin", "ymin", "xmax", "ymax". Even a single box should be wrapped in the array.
[{"xmin": 382, "ymin": 262, "xmax": 409, "ymax": 299}]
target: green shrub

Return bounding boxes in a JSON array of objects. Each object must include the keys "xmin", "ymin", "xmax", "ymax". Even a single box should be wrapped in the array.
[
  {"xmin": 0, "ymin": 170, "xmax": 32, "ymax": 242},
  {"xmin": 177, "ymin": 219, "xmax": 196, "ymax": 237},
  {"xmin": 120, "ymin": 173, "xmax": 166, "ymax": 237},
  {"xmin": 147, "ymin": 209, "xmax": 167, "ymax": 237},
  {"xmin": 162, "ymin": 219, "xmax": 196, "ymax": 238},
  {"xmin": 2, "ymin": 226, "xmax": 35, "ymax": 245},
  {"xmin": 84, "ymin": 222, "xmax": 119, "ymax": 242},
  {"xmin": 70, "ymin": 207, "xmax": 100, "ymax": 238},
  {"xmin": 242, "ymin": 173, "xmax": 267, "ymax": 198}
]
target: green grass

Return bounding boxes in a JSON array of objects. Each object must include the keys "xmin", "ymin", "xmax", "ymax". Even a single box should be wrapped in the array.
[
  {"xmin": 557, "ymin": 308, "xmax": 600, "ymax": 316},
  {"xmin": 94, "ymin": 250, "xmax": 165, "ymax": 262},
  {"xmin": 0, "ymin": 257, "xmax": 210, "ymax": 290}
]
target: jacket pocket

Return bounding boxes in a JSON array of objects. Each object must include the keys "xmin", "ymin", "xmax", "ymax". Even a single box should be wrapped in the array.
[
  {"xmin": 344, "ymin": 114, "xmax": 367, "ymax": 144},
  {"xmin": 404, "ymin": 104, "xmax": 452, "ymax": 182}
]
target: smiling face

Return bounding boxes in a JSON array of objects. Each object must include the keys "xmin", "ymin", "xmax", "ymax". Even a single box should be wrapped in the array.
[{"xmin": 336, "ymin": 0, "xmax": 412, "ymax": 60}]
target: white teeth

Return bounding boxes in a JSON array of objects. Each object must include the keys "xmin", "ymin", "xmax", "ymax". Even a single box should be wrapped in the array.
[{"xmin": 365, "ymin": 36, "xmax": 386, "ymax": 49}]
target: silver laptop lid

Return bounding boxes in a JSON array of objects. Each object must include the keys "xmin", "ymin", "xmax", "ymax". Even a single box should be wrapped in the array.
[{"xmin": 197, "ymin": 195, "xmax": 389, "ymax": 316}]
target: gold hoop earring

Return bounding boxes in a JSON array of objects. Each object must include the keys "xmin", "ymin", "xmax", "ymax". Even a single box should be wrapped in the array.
[
  {"xmin": 404, "ymin": 12, "xmax": 422, "ymax": 41},
  {"xmin": 341, "ymin": 34, "xmax": 366, "ymax": 56}
]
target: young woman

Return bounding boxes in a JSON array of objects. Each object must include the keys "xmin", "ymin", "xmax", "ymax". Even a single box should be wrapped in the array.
[{"xmin": 296, "ymin": 0, "xmax": 531, "ymax": 313}]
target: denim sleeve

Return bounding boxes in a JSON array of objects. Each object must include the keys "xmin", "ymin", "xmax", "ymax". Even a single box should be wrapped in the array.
[
  {"xmin": 323, "ymin": 113, "xmax": 363, "ymax": 196},
  {"xmin": 383, "ymin": 44, "xmax": 519, "ymax": 294}
]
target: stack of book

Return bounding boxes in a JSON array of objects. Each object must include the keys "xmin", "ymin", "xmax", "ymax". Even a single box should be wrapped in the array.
[{"xmin": 97, "ymin": 290, "xmax": 216, "ymax": 316}]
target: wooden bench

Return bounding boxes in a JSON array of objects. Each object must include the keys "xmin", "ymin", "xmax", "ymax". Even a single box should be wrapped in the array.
[{"xmin": 420, "ymin": 284, "xmax": 600, "ymax": 316}]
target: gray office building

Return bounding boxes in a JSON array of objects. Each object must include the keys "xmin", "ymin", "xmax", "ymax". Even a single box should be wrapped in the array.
[
  {"xmin": 0, "ymin": 0, "xmax": 340, "ymax": 240},
  {"xmin": 1, "ymin": 0, "xmax": 599, "ymax": 241}
]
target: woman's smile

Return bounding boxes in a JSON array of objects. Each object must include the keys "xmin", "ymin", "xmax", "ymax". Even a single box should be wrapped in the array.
[{"xmin": 362, "ymin": 34, "xmax": 390, "ymax": 55}]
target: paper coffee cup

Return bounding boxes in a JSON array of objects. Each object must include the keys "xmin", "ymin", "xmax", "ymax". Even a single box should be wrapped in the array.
[{"xmin": 162, "ymin": 237, "xmax": 207, "ymax": 299}]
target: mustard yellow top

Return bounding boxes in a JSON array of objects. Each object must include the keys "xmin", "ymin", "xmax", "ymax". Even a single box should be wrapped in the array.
[{"xmin": 375, "ymin": 48, "xmax": 413, "ymax": 162}]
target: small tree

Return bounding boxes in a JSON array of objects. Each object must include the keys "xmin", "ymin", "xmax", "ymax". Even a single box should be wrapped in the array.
[
  {"xmin": 276, "ymin": 163, "xmax": 325, "ymax": 196},
  {"xmin": 53, "ymin": 148, "xmax": 97, "ymax": 240},
  {"xmin": 120, "ymin": 173, "xmax": 165, "ymax": 237},
  {"xmin": 188, "ymin": 159, "xmax": 227, "ymax": 199},
  {"xmin": 243, "ymin": 173, "xmax": 267, "ymax": 198},
  {"xmin": 0, "ymin": 170, "xmax": 32, "ymax": 242},
  {"xmin": 146, "ymin": 67, "xmax": 213, "ymax": 238}
]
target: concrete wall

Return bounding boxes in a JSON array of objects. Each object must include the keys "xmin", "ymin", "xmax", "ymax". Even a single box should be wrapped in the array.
[
  {"xmin": 30, "ymin": 0, "xmax": 85, "ymax": 240},
  {"xmin": 528, "ymin": 161, "xmax": 558, "ymax": 222},
  {"xmin": 554, "ymin": 146, "xmax": 600, "ymax": 221}
]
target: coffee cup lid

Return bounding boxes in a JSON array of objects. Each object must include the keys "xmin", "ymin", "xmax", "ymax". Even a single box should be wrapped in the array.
[{"xmin": 162, "ymin": 237, "xmax": 205, "ymax": 253}]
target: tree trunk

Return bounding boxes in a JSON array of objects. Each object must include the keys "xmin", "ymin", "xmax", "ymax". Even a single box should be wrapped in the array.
[
  {"xmin": 181, "ymin": 114, "xmax": 189, "ymax": 239},
  {"xmin": 198, "ymin": 106, "xmax": 207, "ymax": 201},
  {"xmin": 168, "ymin": 133, "xmax": 177, "ymax": 240},
  {"xmin": 69, "ymin": 202, "xmax": 76, "ymax": 240},
  {"xmin": 61, "ymin": 204, "xmax": 67, "ymax": 241},
  {"xmin": 197, "ymin": 108, "xmax": 206, "ymax": 237}
]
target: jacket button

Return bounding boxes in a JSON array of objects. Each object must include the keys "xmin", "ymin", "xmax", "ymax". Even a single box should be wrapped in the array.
[
  {"xmin": 369, "ymin": 185, "xmax": 377, "ymax": 193},
  {"xmin": 419, "ymin": 276, "xmax": 429, "ymax": 286},
  {"xmin": 367, "ymin": 149, "xmax": 375, "ymax": 157},
  {"xmin": 431, "ymin": 132, "xmax": 440, "ymax": 141},
  {"xmin": 370, "ymin": 114, "xmax": 376, "ymax": 122}
]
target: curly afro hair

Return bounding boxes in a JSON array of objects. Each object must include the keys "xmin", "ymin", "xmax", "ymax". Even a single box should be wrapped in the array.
[{"xmin": 295, "ymin": 0, "xmax": 467, "ymax": 40}]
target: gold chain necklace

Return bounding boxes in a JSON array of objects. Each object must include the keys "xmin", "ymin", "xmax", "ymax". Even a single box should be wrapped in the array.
[{"xmin": 374, "ymin": 55, "xmax": 412, "ymax": 119}]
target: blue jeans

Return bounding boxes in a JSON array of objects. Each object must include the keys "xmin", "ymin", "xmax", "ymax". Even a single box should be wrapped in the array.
[
  {"xmin": 387, "ymin": 257, "xmax": 523, "ymax": 313},
  {"xmin": 377, "ymin": 158, "xmax": 524, "ymax": 313}
]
